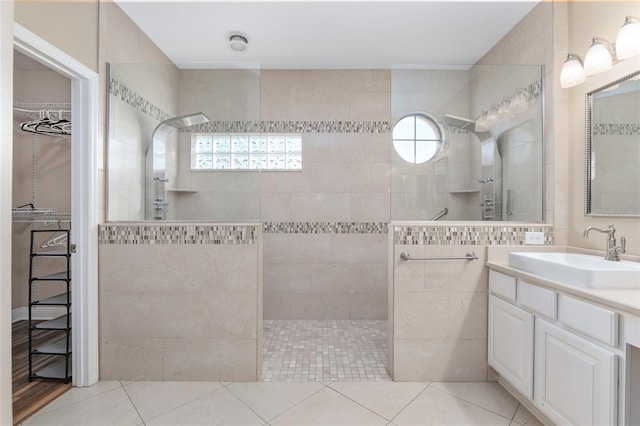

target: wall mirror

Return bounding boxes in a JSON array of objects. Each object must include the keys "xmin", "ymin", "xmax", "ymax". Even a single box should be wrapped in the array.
[{"xmin": 585, "ymin": 70, "xmax": 640, "ymax": 217}]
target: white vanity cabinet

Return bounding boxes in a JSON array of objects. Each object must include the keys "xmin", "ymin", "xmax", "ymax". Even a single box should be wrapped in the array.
[
  {"xmin": 535, "ymin": 317, "xmax": 617, "ymax": 426},
  {"xmin": 488, "ymin": 269, "xmax": 620, "ymax": 426},
  {"xmin": 489, "ymin": 294, "xmax": 534, "ymax": 398}
]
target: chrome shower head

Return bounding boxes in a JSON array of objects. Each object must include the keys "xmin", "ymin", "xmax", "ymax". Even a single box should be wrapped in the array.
[
  {"xmin": 147, "ymin": 112, "xmax": 211, "ymax": 154},
  {"xmin": 159, "ymin": 112, "xmax": 211, "ymax": 130}
]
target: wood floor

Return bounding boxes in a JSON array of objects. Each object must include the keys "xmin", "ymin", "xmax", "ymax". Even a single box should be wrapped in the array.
[{"xmin": 12, "ymin": 320, "xmax": 71, "ymax": 425}]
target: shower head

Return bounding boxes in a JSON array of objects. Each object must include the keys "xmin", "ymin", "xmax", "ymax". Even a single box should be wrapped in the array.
[
  {"xmin": 159, "ymin": 112, "xmax": 211, "ymax": 129},
  {"xmin": 440, "ymin": 114, "xmax": 476, "ymax": 131},
  {"xmin": 147, "ymin": 112, "xmax": 211, "ymax": 155},
  {"xmin": 440, "ymin": 114, "xmax": 492, "ymax": 139}
]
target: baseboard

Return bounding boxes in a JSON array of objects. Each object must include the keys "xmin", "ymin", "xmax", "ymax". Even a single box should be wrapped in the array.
[
  {"xmin": 12, "ymin": 306, "xmax": 67, "ymax": 323},
  {"xmin": 497, "ymin": 377, "xmax": 554, "ymax": 425}
]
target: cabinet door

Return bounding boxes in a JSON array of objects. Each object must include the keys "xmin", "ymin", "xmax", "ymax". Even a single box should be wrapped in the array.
[
  {"xmin": 488, "ymin": 295, "xmax": 534, "ymax": 399},
  {"xmin": 535, "ymin": 318, "xmax": 617, "ymax": 426}
]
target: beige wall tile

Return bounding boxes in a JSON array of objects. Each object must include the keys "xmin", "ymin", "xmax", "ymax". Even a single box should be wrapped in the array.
[
  {"xmin": 163, "ymin": 338, "xmax": 258, "ymax": 381},
  {"xmin": 289, "ymin": 294, "xmax": 350, "ymax": 320},
  {"xmin": 394, "ymin": 292, "xmax": 448, "ymax": 339},
  {"xmin": 329, "ymin": 234, "xmax": 388, "ymax": 264},
  {"xmin": 448, "ymin": 292, "xmax": 488, "ymax": 339},
  {"xmin": 263, "ymin": 263, "xmax": 313, "ymax": 294},
  {"xmin": 100, "ymin": 337, "xmax": 164, "ymax": 381},
  {"xmin": 349, "ymin": 293, "xmax": 388, "ymax": 320},
  {"xmin": 263, "ymin": 234, "xmax": 331, "ymax": 264},
  {"xmin": 393, "ymin": 339, "xmax": 488, "ymax": 382},
  {"xmin": 196, "ymin": 291, "xmax": 258, "ymax": 339},
  {"xmin": 350, "ymin": 193, "xmax": 391, "ymax": 222},
  {"xmin": 263, "ymin": 293, "xmax": 291, "ymax": 320},
  {"xmin": 290, "ymin": 193, "xmax": 350, "ymax": 222}
]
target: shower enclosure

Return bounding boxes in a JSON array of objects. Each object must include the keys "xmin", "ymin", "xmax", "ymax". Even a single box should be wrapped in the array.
[
  {"xmin": 105, "ymin": 63, "xmax": 544, "ymax": 383},
  {"xmin": 391, "ymin": 65, "xmax": 543, "ymax": 222}
]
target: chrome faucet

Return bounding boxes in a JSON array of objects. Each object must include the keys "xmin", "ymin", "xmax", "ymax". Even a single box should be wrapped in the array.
[{"xmin": 583, "ymin": 223, "xmax": 626, "ymax": 261}]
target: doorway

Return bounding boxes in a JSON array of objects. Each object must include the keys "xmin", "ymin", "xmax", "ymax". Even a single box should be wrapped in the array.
[{"xmin": 0, "ymin": 22, "xmax": 100, "ymax": 424}]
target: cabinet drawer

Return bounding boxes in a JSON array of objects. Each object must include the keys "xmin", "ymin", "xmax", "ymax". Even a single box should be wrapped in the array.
[
  {"xmin": 489, "ymin": 270, "xmax": 516, "ymax": 302},
  {"xmin": 559, "ymin": 295, "xmax": 618, "ymax": 347},
  {"xmin": 517, "ymin": 280, "xmax": 557, "ymax": 320}
]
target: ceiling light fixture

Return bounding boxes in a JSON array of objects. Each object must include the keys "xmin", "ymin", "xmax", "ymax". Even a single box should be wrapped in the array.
[
  {"xmin": 615, "ymin": 16, "xmax": 640, "ymax": 60},
  {"xmin": 584, "ymin": 37, "xmax": 616, "ymax": 76},
  {"xmin": 560, "ymin": 53, "xmax": 586, "ymax": 88},
  {"xmin": 229, "ymin": 34, "xmax": 248, "ymax": 52}
]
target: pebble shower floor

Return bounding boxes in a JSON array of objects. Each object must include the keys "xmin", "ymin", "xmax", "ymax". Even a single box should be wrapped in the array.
[{"xmin": 262, "ymin": 320, "xmax": 391, "ymax": 381}]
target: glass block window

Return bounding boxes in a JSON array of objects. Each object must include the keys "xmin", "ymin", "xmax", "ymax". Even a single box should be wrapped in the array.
[{"xmin": 191, "ymin": 133, "xmax": 302, "ymax": 170}]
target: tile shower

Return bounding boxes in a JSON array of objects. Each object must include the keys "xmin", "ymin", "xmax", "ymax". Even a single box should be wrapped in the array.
[{"xmin": 102, "ymin": 66, "xmax": 548, "ymax": 382}]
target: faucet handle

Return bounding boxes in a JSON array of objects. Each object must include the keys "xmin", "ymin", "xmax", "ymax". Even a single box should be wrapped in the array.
[{"xmin": 618, "ymin": 236, "xmax": 626, "ymax": 255}]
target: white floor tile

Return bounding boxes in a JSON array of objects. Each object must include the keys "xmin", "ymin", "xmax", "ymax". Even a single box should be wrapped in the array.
[
  {"xmin": 146, "ymin": 387, "xmax": 264, "ymax": 426},
  {"xmin": 31, "ymin": 381, "xmax": 123, "ymax": 417},
  {"xmin": 270, "ymin": 387, "xmax": 388, "ymax": 426},
  {"xmin": 329, "ymin": 381, "xmax": 429, "ymax": 421},
  {"xmin": 123, "ymin": 380, "xmax": 223, "ymax": 421},
  {"xmin": 429, "ymin": 381, "xmax": 519, "ymax": 419},
  {"xmin": 227, "ymin": 381, "xmax": 325, "ymax": 421},
  {"xmin": 393, "ymin": 386, "xmax": 512, "ymax": 426},
  {"xmin": 23, "ymin": 387, "xmax": 142, "ymax": 426},
  {"xmin": 512, "ymin": 404, "xmax": 545, "ymax": 426}
]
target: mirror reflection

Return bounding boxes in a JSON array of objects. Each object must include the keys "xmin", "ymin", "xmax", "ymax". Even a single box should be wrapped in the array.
[{"xmin": 586, "ymin": 70, "xmax": 640, "ymax": 217}]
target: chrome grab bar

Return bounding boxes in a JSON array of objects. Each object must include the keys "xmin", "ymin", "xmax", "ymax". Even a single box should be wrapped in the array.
[
  {"xmin": 430, "ymin": 207, "xmax": 448, "ymax": 221},
  {"xmin": 400, "ymin": 251, "xmax": 478, "ymax": 261}
]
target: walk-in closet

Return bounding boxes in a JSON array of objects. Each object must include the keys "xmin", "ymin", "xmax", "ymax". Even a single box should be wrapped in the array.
[{"xmin": 11, "ymin": 50, "xmax": 73, "ymax": 424}]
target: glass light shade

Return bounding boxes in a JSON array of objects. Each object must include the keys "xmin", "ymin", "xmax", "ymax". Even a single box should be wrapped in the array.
[
  {"xmin": 584, "ymin": 39, "xmax": 613, "ymax": 76},
  {"xmin": 560, "ymin": 54, "xmax": 586, "ymax": 88},
  {"xmin": 616, "ymin": 17, "xmax": 640, "ymax": 60}
]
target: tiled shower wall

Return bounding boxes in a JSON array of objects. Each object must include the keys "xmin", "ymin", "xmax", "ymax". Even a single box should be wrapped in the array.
[
  {"xmin": 98, "ymin": 223, "xmax": 262, "ymax": 381},
  {"xmin": 391, "ymin": 223, "xmax": 554, "ymax": 381},
  {"xmin": 176, "ymin": 70, "xmax": 392, "ymax": 320},
  {"xmin": 260, "ymin": 71, "xmax": 391, "ymax": 320}
]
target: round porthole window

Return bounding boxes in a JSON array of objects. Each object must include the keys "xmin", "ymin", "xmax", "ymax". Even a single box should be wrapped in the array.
[{"xmin": 392, "ymin": 113, "xmax": 444, "ymax": 164}]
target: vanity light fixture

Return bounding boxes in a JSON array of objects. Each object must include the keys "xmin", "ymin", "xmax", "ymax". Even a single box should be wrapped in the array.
[
  {"xmin": 229, "ymin": 34, "xmax": 248, "ymax": 52},
  {"xmin": 616, "ymin": 16, "xmax": 640, "ymax": 60},
  {"xmin": 561, "ymin": 15, "xmax": 640, "ymax": 88},
  {"xmin": 560, "ymin": 53, "xmax": 586, "ymax": 88},
  {"xmin": 584, "ymin": 37, "xmax": 616, "ymax": 76}
]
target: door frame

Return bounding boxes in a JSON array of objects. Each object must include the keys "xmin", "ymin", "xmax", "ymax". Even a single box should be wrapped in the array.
[{"xmin": 13, "ymin": 23, "xmax": 100, "ymax": 388}]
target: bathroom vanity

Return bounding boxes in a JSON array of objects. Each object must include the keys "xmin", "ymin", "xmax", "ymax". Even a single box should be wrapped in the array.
[{"xmin": 486, "ymin": 248, "xmax": 640, "ymax": 426}]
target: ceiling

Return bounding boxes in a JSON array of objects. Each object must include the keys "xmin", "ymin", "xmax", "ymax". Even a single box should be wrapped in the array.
[{"xmin": 114, "ymin": 0, "xmax": 540, "ymax": 70}]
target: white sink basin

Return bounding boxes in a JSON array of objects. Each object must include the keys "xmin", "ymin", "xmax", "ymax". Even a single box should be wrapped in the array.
[{"xmin": 508, "ymin": 252, "xmax": 640, "ymax": 289}]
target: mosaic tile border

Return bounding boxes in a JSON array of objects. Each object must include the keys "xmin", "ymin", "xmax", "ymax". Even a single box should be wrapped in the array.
[
  {"xmin": 263, "ymin": 222, "xmax": 388, "ymax": 234},
  {"xmin": 181, "ymin": 120, "xmax": 391, "ymax": 134},
  {"xmin": 99, "ymin": 224, "xmax": 258, "ymax": 245},
  {"xmin": 109, "ymin": 79, "xmax": 171, "ymax": 123},
  {"xmin": 592, "ymin": 123, "xmax": 640, "ymax": 136},
  {"xmin": 394, "ymin": 225, "xmax": 554, "ymax": 245}
]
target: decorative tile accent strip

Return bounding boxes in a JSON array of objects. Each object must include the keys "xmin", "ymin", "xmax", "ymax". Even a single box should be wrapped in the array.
[
  {"xmin": 394, "ymin": 224, "xmax": 554, "ymax": 245},
  {"xmin": 99, "ymin": 224, "xmax": 257, "ymax": 245},
  {"xmin": 181, "ymin": 120, "xmax": 391, "ymax": 134},
  {"xmin": 263, "ymin": 222, "xmax": 388, "ymax": 234},
  {"xmin": 109, "ymin": 78, "xmax": 171, "ymax": 123},
  {"xmin": 592, "ymin": 123, "xmax": 640, "ymax": 136},
  {"xmin": 443, "ymin": 125, "xmax": 469, "ymax": 135}
]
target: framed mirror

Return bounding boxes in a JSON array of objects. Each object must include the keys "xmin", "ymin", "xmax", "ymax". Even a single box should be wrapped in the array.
[{"xmin": 585, "ymin": 70, "xmax": 640, "ymax": 217}]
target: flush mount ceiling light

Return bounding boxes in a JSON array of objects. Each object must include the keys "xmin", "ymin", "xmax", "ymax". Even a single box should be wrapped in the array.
[
  {"xmin": 560, "ymin": 53, "xmax": 586, "ymax": 89},
  {"xmin": 584, "ymin": 37, "xmax": 616, "ymax": 76},
  {"xmin": 229, "ymin": 34, "xmax": 248, "ymax": 52},
  {"xmin": 616, "ymin": 16, "xmax": 640, "ymax": 60}
]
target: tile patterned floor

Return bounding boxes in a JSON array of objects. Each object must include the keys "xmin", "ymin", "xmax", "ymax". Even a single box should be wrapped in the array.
[
  {"xmin": 262, "ymin": 320, "xmax": 390, "ymax": 381},
  {"xmin": 21, "ymin": 380, "xmax": 544, "ymax": 426}
]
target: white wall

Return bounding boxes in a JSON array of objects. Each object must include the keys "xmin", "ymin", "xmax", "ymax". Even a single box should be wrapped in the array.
[{"xmin": 0, "ymin": 1, "xmax": 15, "ymax": 422}]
